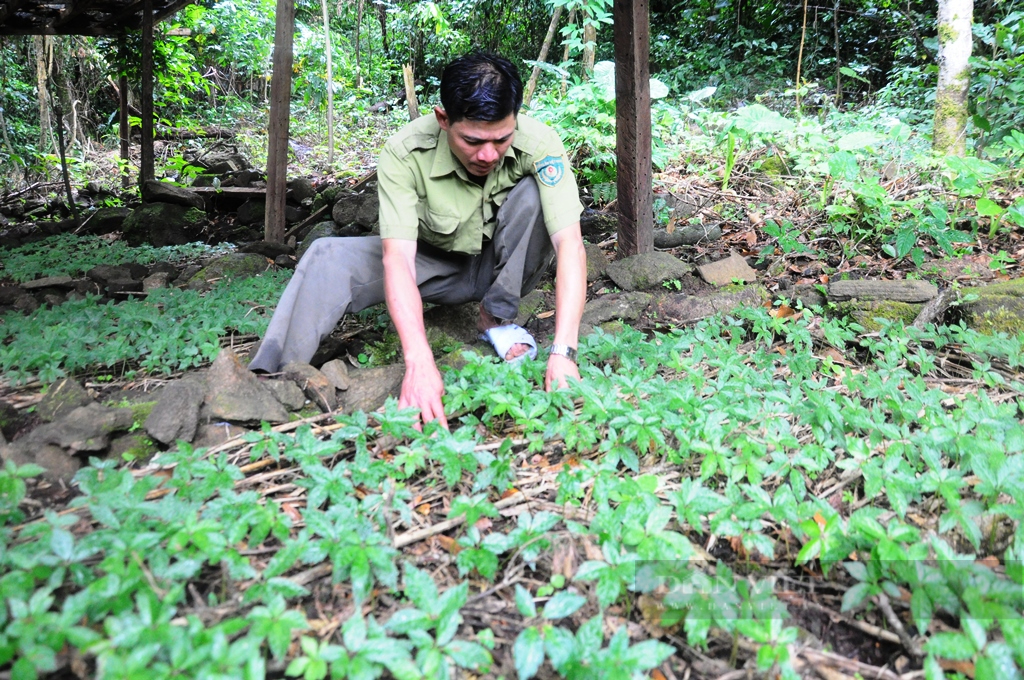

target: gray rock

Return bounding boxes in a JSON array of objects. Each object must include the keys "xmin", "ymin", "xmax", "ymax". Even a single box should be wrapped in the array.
[
  {"xmin": 275, "ymin": 254, "xmax": 297, "ymax": 269},
  {"xmin": 238, "ymin": 241, "xmax": 294, "ymax": 259},
  {"xmin": 86, "ymin": 207, "xmax": 131, "ymax": 235},
  {"xmin": 236, "ymin": 199, "xmax": 267, "ymax": 225},
  {"xmin": 336, "ymin": 224, "xmax": 368, "ymax": 238},
  {"xmin": 606, "ymin": 252, "xmax": 692, "ymax": 291},
  {"xmin": 297, "ymin": 222, "xmax": 338, "ymax": 259},
  {"xmin": 193, "ymin": 423, "xmax": 248, "ymax": 449},
  {"xmin": 0, "ymin": 442, "xmax": 80, "ymax": 485},
  {"xmin": 585, "ymin": 243, "xmax": 608, "ymax": 282},
  {"xmin": 289, "ymin": 178, "xmax": 317, "ymax": 203},
  {"xmin": 696, "ymin": 252, "xmax": 758, "ymax": 286},
  {"xmin": 828, "ymin": 279, "xmax": 938, "ymax": 303},
  {"xmin": 106, "ymin": 278, "xmax": 143, "ymax": 296},
  {"xmin": 423, "ymin": 301, "xmax": 481, "ymax": 343},
  {"xmin": 22, "ymin": 275, "xmax": 75, "ymax": 290},
  {"xmin": 108, "ymin": 433, "xmax": 155, "ymax": 461},
  {"xmin": 143, "ymin": 272, "xmax": 172, "ymax": 291},
  {"xmin": 37, "ymin": 378, "xmax": 93, "ymax": 422},
  {"xmin": 282, "ymin": 361, "xmax": 338, "ymax": 412},
  {"xmin": 13, "ymin": 295, "xmax": 38, "ymax": 313},
  {"xmin": 191, "ymin": 175, "xmax": 218, "ymax": 188},
  {"xmin": 654, "ymin": 224, "xmax": 723, "ymax": 248},
  {"xmin": 186, "ymin": 253, "xmax": 271, "ymax": 291},
  {"xmin": 331, "ymin": 194, "xmax": 361, "ymax": 226},
  {"xmin": 285, "ymin": 206, "xmax": 307, "ymax": 224},
  {"xmin": 205, "ymin": 349, "xmax": 289, "ymax": 423},
  {"xmin": 201, "ymin": 151, "xmax": 250, "ymax": 174},
  {"xmin": 792, "ymin": 284, "xmax": 827, "ymax": 309},
  {"xmin": 41, "ymin": 293, "xmax": 66, "ymax": 307},
  {"xmin": 29, "ymin": 402, "xmax": 134, "ymax": 453},
  {"xmin": 515, "ymin": 290, "xmax": 547, "ymax": 327},
  {"xmin": 123, "ymin": 203, "xmax": 207, "ymax": 247},
  {"xmin": 581, "ymin": 292, "xmax": 653, "ymax": 327},
  {"xmin": 86, "ymin": 264, "xmax": 131, "ymax": 285},
  {"xmin": 0, "ymin": 400, "xmax": 21, "ymax": 441},
  {"xmin": 652, "ymin": 286, "xmax": 766, "ymax": 325},
  {"xmin": 142, "ymin": 180, "xmax": 205, "ymax": 210},
  {"xmin": 0, "ymin": 285, "xmax": 26, "ymax": 305},
  {"xmin": 580, "ymin": 210, "xmax": 618, "ymax": 240},
  {"xmin": 265, "ymin": 379, "xmax": 307, "ymax": 411},
  {"xmin": 355, "ymin": 194, "xmax": 379, "ymax": 228},
  {"xmin": 320, "ymin": 359, "xmax": 351, "ymax": 391},
  {"xmin": 145, "ymin": 377, "xmax": 207, "ymax": 445},
  {"xmin": 342, "ymin": 364, "xmax": 404, "ymax": 415},
  {"xmin": 148, "ymin": 262, "xmax": 179, "ymax": 279}
]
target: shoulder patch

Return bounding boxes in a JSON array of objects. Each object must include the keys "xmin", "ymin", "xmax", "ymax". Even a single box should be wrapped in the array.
[{"xmin": 533, "ymin": 155, "xmax": 566, "ymax": 187}]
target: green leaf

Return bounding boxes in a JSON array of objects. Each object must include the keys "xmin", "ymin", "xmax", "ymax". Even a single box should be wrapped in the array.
[
  {"xmin": 513, "ymin": 627, "xmax": 545, "ymax": 680},
  {"xmin": 444, "ymin": 640, "xmax": 492, "ymax": 671},
  {"xmin": 732, "ymin": 104, "xmax": 795, "ymax": 135},
  {"xmin": 515, "ymin": 584, "xmax": 538, "ymax": 618},
  {"xmin": 542, "ymin": 591, "xmax": 586, "ymax": 620},
  {"xmin": 836, "ymin": 130, "xmax": 883, "ymax": 151},
  {"xmin": 926, "ymin": 632, "xmax": 976, "ymax": 660},
  {"xmin": 977, "ymin": 198, "xmax": 1004, "ymax": 218}
]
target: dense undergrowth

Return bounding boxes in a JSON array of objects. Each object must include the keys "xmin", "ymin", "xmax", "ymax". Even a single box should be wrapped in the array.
[{"xmin": 2, "ymin": 308, "xmax": 1023, "ymax": 679}]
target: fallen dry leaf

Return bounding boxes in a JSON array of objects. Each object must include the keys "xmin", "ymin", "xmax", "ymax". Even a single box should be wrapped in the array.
[{"xmin": 416, "ymin": 503, "xmax": 431, "ymax": 516}]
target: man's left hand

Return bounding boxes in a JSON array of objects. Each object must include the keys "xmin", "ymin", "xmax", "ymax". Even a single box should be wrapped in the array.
[{"xmin": 545, "ymin": 353, "xmax": 579, "ymax": 391}]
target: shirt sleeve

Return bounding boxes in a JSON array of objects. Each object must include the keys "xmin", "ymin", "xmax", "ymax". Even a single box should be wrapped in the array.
[
  {"xmin": 377, "ymin": 143, "xmax": 420, "ymax": 241},
  {"xmin": 531, "ymin": 132, "xmax": 584, "ymax": 237}
]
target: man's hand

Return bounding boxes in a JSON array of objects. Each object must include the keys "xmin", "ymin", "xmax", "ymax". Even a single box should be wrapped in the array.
[
  {"xmin": 399, "ymin": 357, "xmax": 448, "ymax": 431},
  {"xmin": 545, "ymin": 353, "xmax": 580, "ymax": 391}
]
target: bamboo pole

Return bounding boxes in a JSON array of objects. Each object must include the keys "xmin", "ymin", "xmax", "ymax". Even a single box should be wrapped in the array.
[{"xmin": 795, "ymin": 0, "xmax": 810, "ymax": 111}]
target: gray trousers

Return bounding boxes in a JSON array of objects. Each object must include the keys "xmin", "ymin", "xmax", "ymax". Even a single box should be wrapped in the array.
[{"xmin": 249, "ymin": 177, "xmax": 553, "ymax": 373}]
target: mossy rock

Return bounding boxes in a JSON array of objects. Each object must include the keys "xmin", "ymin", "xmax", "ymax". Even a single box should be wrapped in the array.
[
  {"xmin": 758, "ymin": 153, "xmax": 790, "ymax": 176},
  {"xmin": 960, "ymin": 279, "xmax": 1024, "ymax": 336},
  {"xmin": 128, "ymin": 401, "xmax": 157, "ymax": 426},
  {"xmin": 123, "ymin": 203, "xmax": 207, "ymax": 247},
  {"xmin": 186, "ymin": 253, "xmax": 271, "ymax": 291},
  {"xmin": 836, "ymin": 300, "xmax": 921, "ymax": 332}
]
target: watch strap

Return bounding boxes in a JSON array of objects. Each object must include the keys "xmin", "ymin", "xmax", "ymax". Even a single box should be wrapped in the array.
[{"xmin": 550, "ymin": 344, "xmax": 578, "ymax": 363}]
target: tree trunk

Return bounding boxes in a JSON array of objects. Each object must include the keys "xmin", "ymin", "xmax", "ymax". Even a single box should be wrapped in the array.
[
  {"xmin": 34, "ymin": 36, "xmax": 51, "ymax": 153},
  {"xmin": 795, "ymin": 0, "xmax": 809, "ymax": 110},
  {"xmin": 933, "ymin": 0, "xmax": 973, "ymax": 156},
  {"xmin": 402, "ymin": 64, "xmax": 420, "ymax": 120},
  {"xmin": 560, "ymin": 9, "xmax": 576, "ymax": 95},
  {"xmin": 377, "ymin": 2, "xmax": 388, "ymax": 53},
  {"xmin": 321, "ymin": 0, "xmax": 334, "ymax": 167},
  {"xmin": 355, "ymin": 0, "xmax": 363, "ymax": 88},
  {"xmin": 582, "ymin": 10, "xmax": 597, "ymax": 78},
  {"xmin": 523, "ymin": 5, "xmax": 563, "ymax": 108},
  {"xmin": 265, "ymin": 0, "xmax": 295, "ymax": 243}
]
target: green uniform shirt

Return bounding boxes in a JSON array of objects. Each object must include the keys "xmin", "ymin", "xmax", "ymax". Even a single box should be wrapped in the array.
[{"xmin": 377, "ymin": 114, "xmax": 584, "ymax": 255}]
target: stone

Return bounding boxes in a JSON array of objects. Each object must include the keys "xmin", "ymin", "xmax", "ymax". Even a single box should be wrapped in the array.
[
  {"xmin": 108, "ymin": 433, "xmax": 156, "ymax": 461},
  {"xmin": 331, "ymin": 194, "xmax": 362, "ymax": 226},
  {"xmin": 336, "ymin": 224, "xmax": 368, "ymax": 238},
  {"xmin": 28, "ymin": 402, "xmax": 134, "ymax": 453},
  {"xmin": 652, "ymin": 286, "xmax": 767, "ymax": 326},
  {"xmin": 125, "ymin": 263, "xmax": 148, "ymax": 280},
  {"xmin": 584, "ymin": 243, "xmax": 608, "ymax": 282},
  {"xmin": 0, "ymin": 285, "xmax": 26, "ymax": 305},
  {"xmin": 581, "ymin": 292, "xmax": 653, "ymax": 328},
  {"xmin": 236, "ymin": 199, "xmax": 267, "ymax": 225},
  {"xmin": 282, "ymin": 361, "xmax": 338, "ymax": 412},
  {"xmin": 106, "ymin": 278, "xmax": 143, "ymax": 296},
  {"xmin": 41, "ymin": 293, "xmax": 66, "ymax": 307},
  {"xmin": 123, "ymin": 203, "xmax": 207, "ymax": 247},
  {"xmin": 289, "ymin": 177, "xmax": 317, "ymax": 203},
  {"xmin": 0, "ymin": 400, "xmax": 22, "ymax": 440},
  {"xmin": 423, "ymin": 301, "xmax": 481, "ymax": 343},
  {"xmin": 606, "ymin": 252, "xmax": 692, "ymax": 291},
  {"xmin": 285, "ymin": 206, "xmax": 307, "ymax": 224},
  {"xmin": 86, "ymin": 264, "xmax": 131, "ymax": 285},
  {"xmin": 143, "ymin": 272, "xmax": 172, "ymax": 291},
  {"xmin": 37, "ymin": 378, "xmax": 93, "ymax": 422},
  {"xmin": 142, "ymin": 180, "xmax": 205, "ymax": 210},
  {"xmin": 275, "ymin": 254, "xmax": 297, "ymax": 269},
  {"xmin": 792, "ymin": 284, "xmax": 827, "ymax": 309},
  {"xmin": 145, "ymin": 377, "xmax": 207, "ymax": 445},
  {"xmin": 959, "ymin": 278, "xmax": 1024, "ymax": 336},
  {"xmin": 838, "ymin": 300, "xmax": 922, "ymax": 332},
  {"xmin": 186, "ymin": 253, "xmax": 271, "ymax": 291},
  {"xmin": 0, "ymin": 442, "xmax": 80, "ymax": 485},
  {"xmin": 580, "ymin": 209, "xmax": 618, "ymax": 240},
  {"xmin": 341, "ymin": 364, "xmax": 405, "ymax": 415},
  {"xmin": 85, "ymin": 207, "xmax": 131, "ymax": 235},
  {"xmin": 22, "ymin": 275, "xmax": 75, "ymax": 290},
  {"xmin": 191, "ymin": 175, "xmax": 218, "ymax": 188},
  {"xmin": 265, "ymin": 379, "xmax": 307, "ymax": 411},
  {"xmin": 13, "ymin": 294, "xmax": 38, "ymax": 313},
  {"xmin": 193, "ymin": 423, "xmax": 248, "ymax": 449},
  {"xmin": 205, "ymin": 349, "xmax": 289, "ymax": 423},
  {"xmin": 828, "ymin": 279, "xmax": 938, "ymax": 303},
  {"xmin": 355, "ymin": 194, "xmax": 379, "ymax": 228},
  {"xmin": 697, "ymin": 252, "xmax": 758, "ymax": 286},
  {"xmin": 515, "ymin": 290, "xmax": 547, "ymax": 327},
  {"xmin": 148, "ymin": 262, "xmax": 179, "ymax": 279},
  {"xmin": 297, "ymin": 222, "xmax": 338, "ymax": 259},
  {"xmin": 201, "ymin": 151, "xmax": 250, "ymax": 174},
  {"xmin": 238, "ymin": 241, "xmax": 294, "ymax": 259},
  {"xmin": 654, "ymin": 224, "xmax": 723, "ymax": 248},
  {"xmin": 320, "ymin": 359, "xmax": 351, "ymax": 391}
]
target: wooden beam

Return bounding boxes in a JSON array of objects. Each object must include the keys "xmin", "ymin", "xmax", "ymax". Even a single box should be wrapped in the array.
[
  {"xmin": 264, "ymin": 0, "xmax": 294, "ymax": 243},
  {"xmin": 152, "ymin": 0, "xmax": 191, "ymax": 23},
  {"xmin": 53, "ymin": 0, "xmax": 103, "ymax": 28},
  {"xmin": 139, "ymin": 0, "xmax": 153, "ymax": 184},
  {"xmin": 613, "ymin": 0, "xmax": 653, "ymax": 256}
]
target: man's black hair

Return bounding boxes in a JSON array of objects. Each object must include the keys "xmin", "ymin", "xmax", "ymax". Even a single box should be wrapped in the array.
[{"xmin": 440, "ymin": 52, "xmax": 523, "ymax": 123}]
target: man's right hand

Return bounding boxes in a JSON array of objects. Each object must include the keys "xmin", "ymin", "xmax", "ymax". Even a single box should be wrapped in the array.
[{"xmin": 398, "ymin": 356, "xmax": 449, "ymax": 431}]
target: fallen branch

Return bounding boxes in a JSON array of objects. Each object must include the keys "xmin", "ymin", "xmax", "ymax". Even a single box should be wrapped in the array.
[
  {"xmin": 911, "ymin": 287, "xmax": 956, "ymax": 330},
  {"xmin": 876, "ymin": 592, "xmax": 924, "ymax": 659}
]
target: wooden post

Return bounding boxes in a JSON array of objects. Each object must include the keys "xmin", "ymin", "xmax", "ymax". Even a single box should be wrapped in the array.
[
  {"xmin": 613, "ymin": 0, "xmax": 653, "ymax": 256},
  {"xmin": 402, "ymin": 64, "xmax": 419, "ymax": 120},
  {"xmin": 140, "ymin": 0, "xmax": 155, "ymax": 185},
  {"xmin": 523, "ymin": 5, "xmax": 563, "ymax": 108},
  {"xmin": 320, "ymin": 0, "xmax": 334, "ymax": 167},
  {"xmin": 118, "ymin": 34, "xmax": 130, "ymax": 189},
  {"xmin": 265, "ymin": 0, "xmax": 295, "ymax": 243}
]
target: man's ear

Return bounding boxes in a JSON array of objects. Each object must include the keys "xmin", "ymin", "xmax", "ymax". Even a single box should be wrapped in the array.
[{"xmin": 434, "ymin": 107, "xmax": 450, "ymax": 131}]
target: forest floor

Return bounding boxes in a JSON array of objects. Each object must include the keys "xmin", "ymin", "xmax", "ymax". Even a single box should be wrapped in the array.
[{"xmin": 1, "ymin": 119, "xmax": 1023, "ymax": 680}]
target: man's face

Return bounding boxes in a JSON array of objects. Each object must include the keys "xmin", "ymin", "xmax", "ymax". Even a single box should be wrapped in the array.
[{"xmin": 435, "ymin": 108, "xmax": 516, "ymax": 177}]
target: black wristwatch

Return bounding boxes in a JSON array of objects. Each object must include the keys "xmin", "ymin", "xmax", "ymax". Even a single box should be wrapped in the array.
[{"xmin": 550, "ymin": 344, "xmax": 578, "ymax": 363}]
